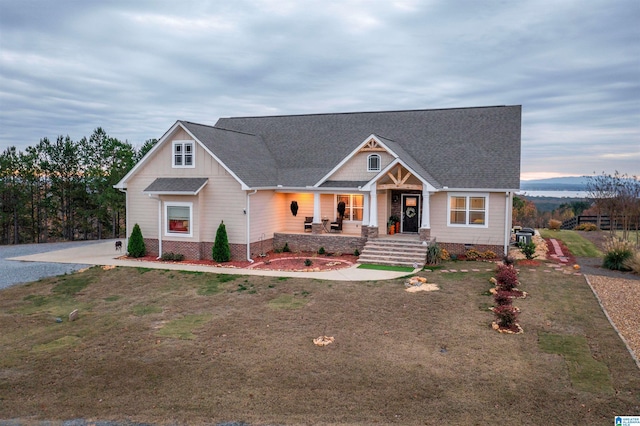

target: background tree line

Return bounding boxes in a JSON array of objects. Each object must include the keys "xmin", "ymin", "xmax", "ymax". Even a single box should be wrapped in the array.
[
  {"xmin": 513, "ymin": 172, "xmax": 640, "ymax": 238},
  {"xmin": 0, "ymin": 129, "xmax": 157, "ymax": 245}
]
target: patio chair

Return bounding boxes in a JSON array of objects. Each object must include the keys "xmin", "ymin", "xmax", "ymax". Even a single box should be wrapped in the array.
[
  {"xmin": 330, "ymin": 217, "xmax": 343, "ymax": 233},
  {"xmin": 304, "ymin": 216, "xmax": 313, "ymax": 232}
]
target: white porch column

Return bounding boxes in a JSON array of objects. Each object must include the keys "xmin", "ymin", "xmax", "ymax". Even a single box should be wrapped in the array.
[
  {"xmin": 421, "ymin": 188, "xmax": 431, "ymax": 229},
  {"xmin": 362, "ymin": 192, "xmax": 370, "ymax": 226},
  {"xmin": 369, "ymin": 183, "xmax": 378, "ymax": 227},
  {"xmin": 313, "ymin": 192, "xmax": 321, "ymax": 223}
]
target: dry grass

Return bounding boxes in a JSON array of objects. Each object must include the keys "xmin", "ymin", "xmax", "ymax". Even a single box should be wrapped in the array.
[{"xmin": 0, "ymin": 263, "xmax": 639, "ymax": 425}]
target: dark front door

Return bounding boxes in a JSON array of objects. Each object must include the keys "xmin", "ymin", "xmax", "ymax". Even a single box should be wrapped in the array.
[{"xmin": 402, "ymin": 195, "xmax": 420, "ymax": 233}]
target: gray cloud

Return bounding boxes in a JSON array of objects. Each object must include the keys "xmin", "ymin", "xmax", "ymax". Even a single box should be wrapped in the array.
[{"xmin": 0, "ymin": 0, "xmax": 638, "ymax": 178}]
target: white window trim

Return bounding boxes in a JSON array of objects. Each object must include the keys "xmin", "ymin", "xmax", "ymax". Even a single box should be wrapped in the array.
[
  {"xmin": 335, "ymin": 194, "xmax": 364, "ymax": 222},
  {"xmin": 164, "ymin": 201, "xmax": 193, "ymax": 237},
  {"xmin": 367, "ymin": 154, "xmax": 381, "ymax": 172},
  {"xmin": 172, "ymin": 140, "xmax": 195, "ymax": 168},
  {"xmin": 447, "ymin": 193, "xmax": 489, "ymax": 228}
]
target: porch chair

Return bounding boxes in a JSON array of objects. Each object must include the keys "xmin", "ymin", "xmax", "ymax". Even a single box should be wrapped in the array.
[
  {"xmin": 330, "ymin": 216, "xmax": 343, "ymax": 233},
  {"xmin": 304, "ymin": 216, "xmax": 313, "ymax": 232}
]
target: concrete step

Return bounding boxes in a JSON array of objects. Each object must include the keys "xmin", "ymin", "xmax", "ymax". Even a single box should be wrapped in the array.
[{"xmin": 358, "ymin": 238, "xmax": 429, "ymax": 268}]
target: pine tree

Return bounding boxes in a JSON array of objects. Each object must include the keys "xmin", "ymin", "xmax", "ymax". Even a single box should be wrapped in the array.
[
  {"xmin": 127, "ymin": 223, "xmax": 146, "ymax": 258},
  {"xmin": 212, "ymin": 220, "xmax": 231, "ymax": 262}
]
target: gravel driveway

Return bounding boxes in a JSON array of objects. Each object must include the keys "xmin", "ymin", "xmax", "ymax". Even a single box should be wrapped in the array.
[{"xmin": 0, "ymin": 240, "xmax": 106, "ymax": 289}]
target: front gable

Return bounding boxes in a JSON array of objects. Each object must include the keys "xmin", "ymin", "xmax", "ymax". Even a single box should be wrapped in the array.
[{"xmin": 315, "ymin": 135, "xmax": 397, "ymax": 188}]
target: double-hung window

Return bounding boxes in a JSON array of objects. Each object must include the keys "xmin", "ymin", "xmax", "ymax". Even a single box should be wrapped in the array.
[
  {"xmin": 336, "ymin": 194, "xmax": 364, "ymax": 221},
  {"xmin": 448, "ymin": 194, "xmax": 488, "ymax": 226},
  {"xmin": 173, "ymin": 140, "xmax": 194, "ymax": 168},
  {"xmin": 165, "ymin": 202, "xmax": 193, "ymax": 237}
]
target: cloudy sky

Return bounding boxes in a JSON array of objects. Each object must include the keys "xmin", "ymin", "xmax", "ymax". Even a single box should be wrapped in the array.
[{"xmin": 1, "ymin": 0, "xmax": 638, "ymax": 180}]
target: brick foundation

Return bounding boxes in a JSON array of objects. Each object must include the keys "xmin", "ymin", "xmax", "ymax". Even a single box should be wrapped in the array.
[
  {"xmin": 438, "ymin": 242, "xmax": 504, "ymax": 257},
  {"xmin": 273, "ymin": 233, "xmax": 365, "ymax": 254}
]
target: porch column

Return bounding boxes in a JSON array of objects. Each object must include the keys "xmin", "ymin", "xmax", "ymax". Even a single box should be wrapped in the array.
[
  {"xmin": 369, "ymin": 182, "xmax": 378, "ymax": 227},
  {"xmin": 313, "ymin": 192, "xmax": 321, "ymax": 223},
  {"xmin": 419, "ymin": 188, "xmax": 431, "ymax": 242},
  {"xmin": 362, "ymin": 193, "xmax": 370, "ymax": 226},
  {"xmin": 312, "ymin": 192, "xmax": 323, "ymax": 234},
  {"xmin": 421, "ymin": 188, "xmax": 431, "ymax": 229}
]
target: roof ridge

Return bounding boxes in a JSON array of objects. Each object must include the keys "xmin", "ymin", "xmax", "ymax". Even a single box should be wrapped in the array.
[
  {"xmin": 219, "ymin": 105, "xmax": 516, "ymax": 120},
  {"xmin": 181, "ymin": 120, "xmax": 258, "ymax": 137}
]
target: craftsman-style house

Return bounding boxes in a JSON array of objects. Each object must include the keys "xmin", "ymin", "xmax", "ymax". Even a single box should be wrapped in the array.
[{"xmin": 115, "ymin": 105, "xmax": 521, "ymax": 264}]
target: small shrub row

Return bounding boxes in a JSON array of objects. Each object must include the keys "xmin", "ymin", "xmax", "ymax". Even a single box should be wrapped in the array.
[
  {"xmin": 490, "ymin": 259, "xmax": 524, "ymax": 333},
  {"xmin": 161, "ymin": 252, "xmax": 185, "ymax": 261},
  {"xmin": 495, "ymin": 264, "xmax": 519, "ymax": 291}
]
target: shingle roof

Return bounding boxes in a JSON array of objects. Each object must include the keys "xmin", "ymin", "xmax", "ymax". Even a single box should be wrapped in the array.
[
  {"xmin": 184, "ymin": 105, "xmax": 521, "ymax": 190},
  {"xmin": 144, "ymin": 177, "xmax": 208, "ymax": 194}
]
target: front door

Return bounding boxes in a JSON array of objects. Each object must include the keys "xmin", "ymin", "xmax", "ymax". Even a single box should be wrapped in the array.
[{"xmin": 402, "ymin": 194, "xmax": 420, "ymax": 233}]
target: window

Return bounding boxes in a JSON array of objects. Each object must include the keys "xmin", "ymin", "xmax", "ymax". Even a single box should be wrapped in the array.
[
  {"xmin": 367, "ymin": 154, "xmax": 381, "ymax": 172},
  {"xmin": 165, "ymin": 202, "xmax": 192, "ymax": 236},
  {"xmin": 337, "ymin": 194, "xmax": 364, "ymax": 221},
  {"xmin": 173, "ymin": 140, "xmax": 194, "ymax": 168},
  {"xmin": 448, "ymin": 194, "xmax": 488, "ymax": 226}
]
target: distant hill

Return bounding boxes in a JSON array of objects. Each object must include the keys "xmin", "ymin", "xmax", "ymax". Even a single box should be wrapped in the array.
[{"xmin": 520, "ymin": 176, "xmax": 590, "ymax": 191}]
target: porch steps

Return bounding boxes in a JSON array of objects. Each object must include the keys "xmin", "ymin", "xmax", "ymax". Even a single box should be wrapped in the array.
[{"xmin": 357, "ymin": 238, "xmax": 428, "ymax": 268}]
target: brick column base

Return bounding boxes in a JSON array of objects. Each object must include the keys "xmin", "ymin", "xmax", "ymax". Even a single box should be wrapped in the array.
[
  {"xmin": 311, "ymin": 223, "xmax": 323, "ymax": 234},
  {"xmin": 419, "ymin": 228, "xmax": 431, "ymax": 242},
  {"xmin": 361, "ymin": 225, "xmax": 369, "ymax": 238},
  {"xmin": 367, "ymin": 226, "xmax": 379, "ymax": 238}
]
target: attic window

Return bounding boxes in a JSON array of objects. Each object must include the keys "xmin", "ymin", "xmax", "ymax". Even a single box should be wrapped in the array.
[
  {"xmin": 173, "ymin": 140, "xmax": 194, "ymax": 168},
  {"xmin": 367, "ymin": 154, "xmax": 381, "ymax": 172}
]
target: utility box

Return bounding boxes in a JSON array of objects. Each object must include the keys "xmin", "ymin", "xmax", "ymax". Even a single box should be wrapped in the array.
[{"xmin": 516, "ymin": 232, "xmax": 532, "ymax": 245}]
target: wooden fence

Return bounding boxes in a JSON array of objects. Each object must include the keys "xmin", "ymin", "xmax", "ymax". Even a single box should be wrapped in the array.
[{"xmin": 561, "ymin": 215, "xmax": 640, "ymax": 230}]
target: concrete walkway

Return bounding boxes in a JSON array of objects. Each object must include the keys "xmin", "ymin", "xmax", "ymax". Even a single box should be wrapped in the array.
[{"xmin": 7, "ymin": 240, "xmax": 417, "ymax": 282}]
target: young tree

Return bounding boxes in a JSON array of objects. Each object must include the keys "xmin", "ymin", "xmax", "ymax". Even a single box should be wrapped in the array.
[
  {"xmin": 127, "ymin": 223, "xmax": 146, "ymax": 257},
  {"xmin": 212, "ymin": 221, "xmax": 231, "ymax": 262}
]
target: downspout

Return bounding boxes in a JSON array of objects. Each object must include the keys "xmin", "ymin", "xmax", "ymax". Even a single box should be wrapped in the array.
[
  {"xmin": 149, "ymin": 194, "xmax": 162, "ymax": 259},
  {"xmin": 246, "ymin": 189, "xmax": 258, "ymax": 263},
  {"xmin": 504, "ymin": 191, "xmax": 512, "ymax": 256}
]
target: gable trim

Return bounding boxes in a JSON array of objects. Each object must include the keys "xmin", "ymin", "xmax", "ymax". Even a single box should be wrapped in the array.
[
  {"xmin": 314, "ymin": 134, "xmax": 398, "ymax": 188},
  {"xmin": 114, "ymin": 121, "xmax": 251, "ymax": 191},
  {"xmin": 361, "ymin": 158, "xmax": 438, "ymax": 192}
]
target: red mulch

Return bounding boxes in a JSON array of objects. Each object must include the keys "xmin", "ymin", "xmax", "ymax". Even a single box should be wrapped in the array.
[
  {"xmin": 124, "ymin": 251, "xmax": 358, "ymax": 272},
  {"xmin": 516, "ymin": 259, "xmax": 541, "ymax": 267},
  {"xmin": 544, "ymin": 238, "xmax": 577, "ymax": 265}
]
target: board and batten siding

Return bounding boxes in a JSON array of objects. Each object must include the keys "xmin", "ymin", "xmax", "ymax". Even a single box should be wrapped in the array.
[
  {"xmin": 329, "ymin": 151, "xmax": 394, "ymax": 181},
  {"xmin": 125, "ymin": 128, "xmax": 248, "ymax": 245},
  {"xmin": 429, "ymin": 192, "xmax": 506, "ymax": 246}
]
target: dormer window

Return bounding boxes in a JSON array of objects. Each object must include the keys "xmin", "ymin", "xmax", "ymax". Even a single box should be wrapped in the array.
[
  {"xmin": 173, "ymin": 140, "xmax": 194, "ymax": 168},
  {"xmin": 367, "ymin": 154, "xmax": 381, "ymax": 172}
]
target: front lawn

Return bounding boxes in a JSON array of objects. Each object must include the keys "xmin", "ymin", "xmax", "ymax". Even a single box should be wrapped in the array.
[
  {"xmin": 539, "ymin": 229, "xmax": 603, "ymax": 257},
  {"xmin": 0, "ymin": 263, "xmax": 638, "ymax": 424}
]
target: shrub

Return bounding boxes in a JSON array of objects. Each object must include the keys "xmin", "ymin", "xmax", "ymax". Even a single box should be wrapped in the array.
[
  {"xmin": 465, "ymin": 249, "xmax": 481, "ymax": 261},
  {"xmin": 493, "ymin": 305, "xmax": 519, "ymax": 328},
  {"xmin": 161, "ymin": 252, "xmax": 184, "ymax": 261},
  {"xmin": 602, "ymin": 237, "xmax": 633, "ymax": 271},
  {"xmin": 304, "ymin": 259, "xmax": 313, "ymax": 267},
  {"xmin": 318, "ymin": 246, "xmax": 326, "ymax": 255},
  {"xmin": 426, "ymin": 243, "xmax": 442, "ymax": 265},
  {"xmin": 440, "ymin": 248, "xmax": 450, "ymax": 261},
  {"xmin": 502, "ymin": 255, "xmax": 515, "ymax": 266},
  {"xmin": 127, "ymin": 223, "xmax": 146, "ymax": 258},
  {"xmin": 353, "ymin": 248, "xmax": 360, "ymax": 256},
  {"xmin": 494, "ymin": 290, "xmax": 513, "ymax": 306},
  {"xmin": 623, "ymin": 251, "xmax": 640, "ymax": 274},
  {"xmin": 212, "ymin": 221, "xmax": 231, "ymax": 262},
  {"xmin": 481, "ymin": 250, "xmax": 497, "ymax": 259},
  {"xmin": 495, "ymin": 264, "xmax": 519, "ymax": 291},
  {"xmin": 282, "ymin": 242, "xmax": 291, "ymax": 253},
  {"xmin": 519, "ymin": 241, "xmax": 537, "ymax": 260},
  {"xmin": 548, "ymin": 219, "xmax": 562, "ymax": 230},
  {"xmin": 575, "ymin": 223, "xmax": 598, "ymax": 231}
]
